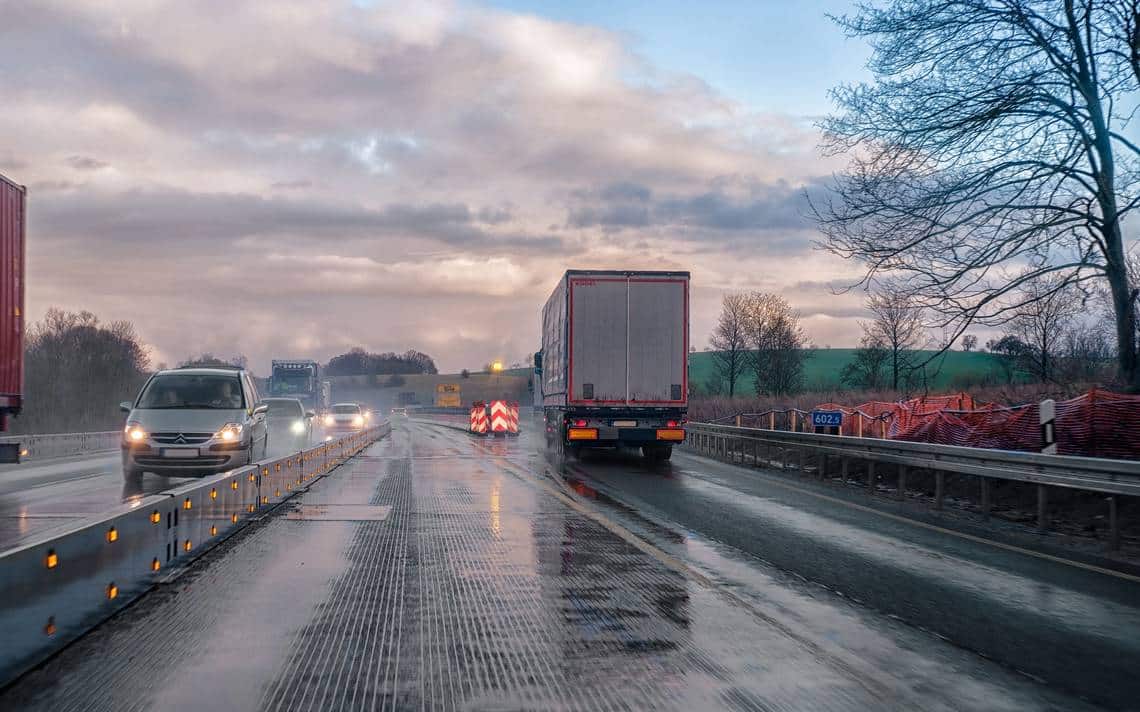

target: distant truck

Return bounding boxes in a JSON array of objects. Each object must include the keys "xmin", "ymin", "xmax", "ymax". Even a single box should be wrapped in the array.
[
  {"xmin": 268, "ymin": 360, "xmax": 328, "ymax": 413},
  {"xmin": 539, "ymin": 270, "xmax": 689, "ymax": 463},
  {"xmin": 0, "ymin": 174, "xmax": 24, "ymax": 462}
]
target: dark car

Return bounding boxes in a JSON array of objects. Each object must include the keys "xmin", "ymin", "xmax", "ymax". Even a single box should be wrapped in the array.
[{"xmin": 263, "ymin": 397, "xmax": 314, "ymax": 452}]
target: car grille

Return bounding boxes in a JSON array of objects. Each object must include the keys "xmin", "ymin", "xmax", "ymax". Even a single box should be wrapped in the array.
[
  {"xmin": 135, "ymin": 456, "xmax": 229, "ymax": 467},
  {"xmin": 151, "ymin": 432, "xmax": 214, "ymax": 445}
]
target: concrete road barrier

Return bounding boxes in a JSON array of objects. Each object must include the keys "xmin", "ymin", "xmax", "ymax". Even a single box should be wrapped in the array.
[{"xmin": 0, "ymin": 421, "xmax": 391, "ymax": 687}]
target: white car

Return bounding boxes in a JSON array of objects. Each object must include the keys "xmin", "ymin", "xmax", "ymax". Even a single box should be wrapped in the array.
[{"xmin": 322, "ymin": 402, "xmax": 366, "ymax": 431}]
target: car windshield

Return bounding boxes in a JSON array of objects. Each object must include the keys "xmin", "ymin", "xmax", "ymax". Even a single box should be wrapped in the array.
[
  {"xmin": 137, "ymin": 374, "xmax": 245, "ymax": 409},
  {"xmin": 332, "ymin": 404, "xmax": 359, "ymax": 414},
  {"xmin": 271, "ymin": 370, "xmax": 312, "ymax": 394},
  {"xmin": 265, "ymin": 399, "xmax": 303, "ymax": 417}
]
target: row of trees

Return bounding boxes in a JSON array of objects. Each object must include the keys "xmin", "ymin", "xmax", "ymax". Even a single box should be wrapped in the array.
[
  {"xmin": 12, "ymin": 309, "xmax": 150, "ymax": 434},
  {"xmin": 8, "ymin": 311, "xmax": 442, "ymax": 433},
  {"xmin": 324, "ymin": 347, "xmax": 438, "ymax": 377},
  {"xmin": 708, "ymin": 292, "xmax": 811, "ymax": 396},
  {"xmin": 813, "ymin": 0, "xmax": 1140, "ymax": 391}
]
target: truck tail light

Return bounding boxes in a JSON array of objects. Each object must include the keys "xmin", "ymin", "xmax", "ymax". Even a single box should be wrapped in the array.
[
  {"xmin": 666, "ymin": 420, "xmax": 678, "ymax": 428},
  {"xmin": 573, "ymin": 419, "xmax": 588, "ymax": 427}
]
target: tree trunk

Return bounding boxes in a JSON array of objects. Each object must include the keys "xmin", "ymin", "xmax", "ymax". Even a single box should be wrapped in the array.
[{"xmin": 1106, "ymin": 255, "xmax": 1139, "ymax": 390}]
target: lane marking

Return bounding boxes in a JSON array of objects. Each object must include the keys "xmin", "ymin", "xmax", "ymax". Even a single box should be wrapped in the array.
[
  {"xmin": 417, "ymin": 423, "xmax": 905, "ymax": 705},
  {"xmin": 676, "ymin": 452, "xmax": 1140, "ymax": 585}
]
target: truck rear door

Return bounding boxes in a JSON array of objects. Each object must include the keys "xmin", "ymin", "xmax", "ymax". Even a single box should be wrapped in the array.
[
  {"xmin": 628, "ymin": 278, "xmax": 687, "ymax": 404},
  {"xmin": 569, "ymin": 274, "xmax": 687, "ymax": 406}
]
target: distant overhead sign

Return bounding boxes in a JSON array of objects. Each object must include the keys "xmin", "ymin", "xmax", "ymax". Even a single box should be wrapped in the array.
[{"xmin": 436, "ymin": 383, "xmax": 460, "ymax": 394}]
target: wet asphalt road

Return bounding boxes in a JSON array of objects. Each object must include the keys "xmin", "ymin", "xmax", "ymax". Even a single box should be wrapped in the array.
[
  {"xmin": 0, "ymin": 419, "xmax": 1111, "ymax": 711},
  {"xmin": 0, "ymin": 426, "xmax": 329, "ymax": 549},
  {"xmin": 560, "ymin": 437, "xmax": 1140, "ymax": 711}
]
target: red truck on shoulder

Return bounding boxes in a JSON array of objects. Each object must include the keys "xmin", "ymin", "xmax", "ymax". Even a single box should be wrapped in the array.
[
  {"xmin": 0, "ymin": 174, "xmax": 24, "ymax": 462},
  {"xmin": 538, "ymin": 269, "xmax": 689, "ymax": 465}
]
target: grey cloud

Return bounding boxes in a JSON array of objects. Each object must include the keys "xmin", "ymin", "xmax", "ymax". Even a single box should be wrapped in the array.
[
  {"xmin": 567, "ymin": 178, "xmax": 826, "ymax": 233},
  {"xmin": 567, "ymin": 203, "xmax": 650, "ymax": 228},
  {"xmin": 270, "ymin": 179, "xmax": 313, "ymax": 190},
  {"xmin": 66, "ymin": 155, "xmax": 108, "ymax": 171}
]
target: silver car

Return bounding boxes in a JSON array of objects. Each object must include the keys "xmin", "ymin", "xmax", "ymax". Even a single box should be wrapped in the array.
[
  {"xmin": 120, "ymin": 368, "xmax": 269, "ymax": 479},
  {"xmin": 263, "ymin": 397, "xmax": 314, "ymax": 452}
]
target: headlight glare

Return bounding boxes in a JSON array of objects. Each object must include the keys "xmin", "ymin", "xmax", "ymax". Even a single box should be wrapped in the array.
[
  {"xmin": 124, "ymin": 424, "xmax": 147, "ymax": 442},
  {"xmin": 216, "ymin": 423, "xmax": 243, "ymax": 442},
  {"xmin": 291, "ymin": 420, "xmax": 305, "ymax": 434},
  {"xmin": 352, "ymin": 415, "xmax": 364, "ymax": 427},
  {"xmin": 323, "ymin": 414, "xmax": 335, "ymax": 426}
]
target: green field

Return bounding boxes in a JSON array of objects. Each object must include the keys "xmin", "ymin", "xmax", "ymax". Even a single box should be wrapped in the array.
[{"xmin": 689, "ymin": 349, "xmax": 1006, "ymax": 394}]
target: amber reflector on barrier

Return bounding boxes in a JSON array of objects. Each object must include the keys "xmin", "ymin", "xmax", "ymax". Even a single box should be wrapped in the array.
[
  {"xmin": 210, "ymin": 488, "xmax": 217, "ymax": 500},
  {"xmin": 231, "ymin": 480, "xmax": 239, "ymax": 490},
  {"xmin": 231, "ymin": 514, "xmax": 238, "ymax": 523},
  {"xmin": 261, "ymin": 496, "xmax": 269, "ymax": 504},
  {"xmin": 106, "ymin": 527, "xmax": 118, "ymax": 543},
  {"xmin": 248, "ymin": 504, "xmax": 255, "ymax": 513},
  {"xmin": 150, "ymin": 510, "xmax": 161, "ymax": 524},
  {"xmin": 151, "ymin": 558, "xmax": 161, "ymax": 572},
  {"xmin": 107, "ymin": 582, "xmax": 118, "ymax": 600},
  {"xmin": 275, "ymin": 489, "xmax": 281, "ymax": 497},
  {"xmin": 45, "ymin": 550, "xmax": 58, "ymax": 569},
  {"xmin": 251, "ymin": 473, "xmax": 257, "ymax": 482},
  {"xmin": 44, "ymin": 617, "xmax": 56, "ymax": 636},
  {"xmin": 183, "ymin": 540, "xmax": 192, "ymax": 552},
  {"xmin": 210, "ymin": 525, "xmax": 218, "ymax": 536},
  {"xmin": 183, "ymin": 498, "xmax": 192, "ymax": 510}
]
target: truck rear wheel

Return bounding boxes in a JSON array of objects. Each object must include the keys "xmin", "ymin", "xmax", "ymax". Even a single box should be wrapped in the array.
[{"xmin": 642, "ymin": 444, "xmax": 672, "ymax": 463}]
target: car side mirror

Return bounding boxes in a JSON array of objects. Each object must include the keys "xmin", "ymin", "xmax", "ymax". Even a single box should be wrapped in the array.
[
  {"xmin": 305, "ymin": 410, "xmax": 315, "ymax": 419},
  {"xmin": 119, "ymin": 401, "xmax": 133, "ymax": 413},
  {"xmin": 253, "ymin": 404, "xmax": 269, "ymax": 416}
]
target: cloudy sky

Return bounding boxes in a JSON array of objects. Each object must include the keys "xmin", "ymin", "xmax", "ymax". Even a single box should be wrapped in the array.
[{"xmin": 1, "ymin": 0, "xmax": 875, "ymax": 373}]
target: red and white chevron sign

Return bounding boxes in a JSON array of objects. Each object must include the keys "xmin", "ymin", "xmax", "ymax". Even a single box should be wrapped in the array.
[
  {"xmin": 490, "ymin": 400, "xmax": 511, "ymax": 434},
  {"xmin": 508, "ymin": 402, "xmax": 520, "ymax": 435},
  {"xmin": 469, "ymin": 403, "xmax": 488, "ymax": 434}
]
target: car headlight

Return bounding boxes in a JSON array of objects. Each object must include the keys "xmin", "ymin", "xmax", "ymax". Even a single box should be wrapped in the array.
[
  {"xmin": 216, "ymin": 423, "xmax": 243, "ymax": 442},
  {"xmin": 323, "ymin": 414, "xmax": 335, "ymax": 426},
  {"xmin": 291, "ymin": 420, "xmax": 305, "ymax": 434},
  {"xmin": 124, "ymin": 423, "xmax": 147, "ymax": 442},
  {"xmin": 352, "ymin": 415, "xmax": 364, "ymax": 427}
]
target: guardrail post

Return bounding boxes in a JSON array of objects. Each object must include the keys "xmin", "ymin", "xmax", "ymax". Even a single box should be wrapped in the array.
[
  {"xmin": 897, "ymin": 466, "xmax": 907, "ymax": 501},
  {"xmin": 867, "ymin": 461, "xmax": 876, "ymax": 494},
  {"xmin": 797, "ymin": 448, "xmax": 804, "ymax": 475},
  {"xmin": 1108, "ymin": 496, "xmax": 1120, "ymax": 551},
  {"xmin": 841, "ymin": 458, "xmax": 849, "ymax": 486},
  {"xmin": 819, "ymin": 453, "xmax": 826, "ymax": 480},
  {"xmin": 934, "ymin": 472, "xmax": 945, "ymax": 510},
  {"xmin": 980, "ymin": 478, "xmax": 991, "ymax": 519},
  {"xmin": 1037, "ymin": 485, "xmax": 1048, "ymax": 531}
]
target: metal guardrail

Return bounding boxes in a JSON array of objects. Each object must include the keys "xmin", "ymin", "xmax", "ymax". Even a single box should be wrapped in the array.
[
  {"xmin": 0, "ymin": 431, "xmax": 121, "ymax": 461},
  {"xmin": 0, "ymin": 421, "xmax": 391, "ymax": 687},
  {"xmin": 684, "ymin": 422, "xmax": 1139, "ymax": 549}
]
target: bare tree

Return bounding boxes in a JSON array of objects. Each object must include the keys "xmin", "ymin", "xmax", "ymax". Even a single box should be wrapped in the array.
[
  {"xmin": 709, "ymin": 292, "xmax": 750, "ymax": 397},
  {"xmin": 841, "ymin": 334, "xmax": 890, "ymax": 389},
  {"xmin": 14, "ymin": 309, "xmax": 150, "ymax": 434},
  {"xmin": 962, "ymin": 335, "xmax": 978, "ymax": 352},
  {"xmin": 863, "ymin": 290, "xmax": 926, "ymax": 390},
  {"xmin": 1008, "ymin": 275, "xmax": 1081, "ymax": 382},
  {"xmin": 814, "ymin": 1, "xmax": 1140, "ymax": 390},
  {"xmin": 744, "ymin": 293, "xmax": 810, "ymax": 396}
]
